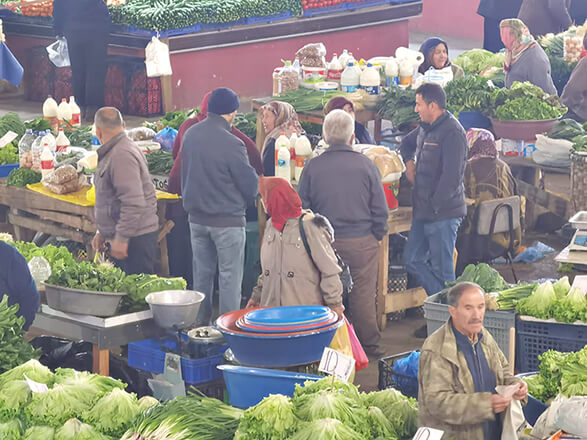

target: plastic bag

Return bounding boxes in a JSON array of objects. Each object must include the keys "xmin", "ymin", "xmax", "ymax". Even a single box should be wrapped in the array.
[
  {"xmin": 501, "ymin": 400, "xmax": 528, "ymax": 440},
  {"xmin": 127, "ymin": 126, "xmax": 157, "ymax": 141},
  {"xmin": 145, "ymin": 36, "xmax": 172, "ymax": 77},
  {"xmin": 46, "ymin": 37, "xmax": 70, "ymax": 68},
  {"xmin": 555, "ymin": 396, "xmax": 587, "ymax": 437},
  {"xmin": 153, "ymin": 126, "xmax": 178, "ymax": 151},
  {"xmin": 393, "ymin": 350, "xmax": 420, "ymax": 378},
  {"xmin": 329, "ymin": 319, "xmax": 356, "ymax": 382},
  {"xmin": 415, "ymin": 65, "xmax": 454, "ymax": 88},
  {"xmin": 346, "ymin": 318, "xmax": 368, "ymax": 371},
  {"xmin": 513, "ymin": 241, "xmax": 554, "ymax": 263}
]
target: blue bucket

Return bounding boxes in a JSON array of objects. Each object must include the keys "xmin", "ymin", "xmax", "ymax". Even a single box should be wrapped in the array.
[
  {"xmin": 218, "ymin": 365, "xmax": 322, "ymax": 408},
  {"xmin": 459, "ymin": 111, "xmax": 492, "ymax": 131}
]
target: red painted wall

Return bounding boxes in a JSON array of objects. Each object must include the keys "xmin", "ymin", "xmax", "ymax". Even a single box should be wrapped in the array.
[
  {"xmin": 410, "ymin": 0, "xmax": 483, "ymax": 41},
  {"xmin": 170, "ymin": 20, "xmax": 409, "ymax": 110}
]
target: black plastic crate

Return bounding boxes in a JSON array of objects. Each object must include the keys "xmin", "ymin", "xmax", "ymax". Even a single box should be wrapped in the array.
[
  {"xmin": 378, "ymin": 351, "xmax": 419, "ymax": 398},
  {"xmin": 187, "ymin": 379, "xmax": 227, "ymax": 402}
]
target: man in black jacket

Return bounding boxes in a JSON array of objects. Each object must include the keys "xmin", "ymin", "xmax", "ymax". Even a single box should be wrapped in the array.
[
  {"xmin": 477, "ymin": 0, "xmax": 523, "ymax": 52},
  {"xmin": 298, "ymin": 110, "xmax": 389, "ymax": 358},
  {"xmin": 181, "ymin": 88, "xmax": 259, "ymax": 325},
  {"xmin": 400, "ymin": 84, "xmax": 467, "ymax": 298}
]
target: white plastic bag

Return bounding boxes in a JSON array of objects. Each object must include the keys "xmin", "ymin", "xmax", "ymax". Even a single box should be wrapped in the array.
[
  {"xmin": 46, "ymin": 37, "xmax": 70, "ymax": 68},
  {"xmin": 145, "ymin": 37, "xmax": 172, "ymax": 77},
  {"xmin": 414, "ymin": 65, "xmax": 454, "ymax": 88},
  {"xmin": 555, "ymin": 396, "xmax": 587, "ymax": 437}
]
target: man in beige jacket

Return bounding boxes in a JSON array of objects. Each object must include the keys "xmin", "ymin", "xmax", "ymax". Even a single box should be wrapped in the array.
[{"xmin": 418, "ymin": 282, "xmax": 528, "ymax": 439}]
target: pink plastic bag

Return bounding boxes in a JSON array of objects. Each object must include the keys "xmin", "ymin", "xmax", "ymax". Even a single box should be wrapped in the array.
[{"xmin": 345, "ymin": 318, "xmax": 369, "ymax": 371}]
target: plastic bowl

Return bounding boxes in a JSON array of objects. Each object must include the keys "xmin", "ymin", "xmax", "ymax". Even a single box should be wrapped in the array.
[
  {"xmin": 245, "ymin": 305, "xmax": 331, "ymax": 325},
  {"xmin": 236, "ymin": 313, "xmax": 337, "ymax": 333},
  {"xmin": 218, "ymin": 365, "xmax": 322, "ymax": 408},
  {"xmin": 490, "ymin": 118, "xmax": 557, "ymax": 142},
  {"xmin": 215, "ymin": 308, "xmax": 343, "ymax": 367}
]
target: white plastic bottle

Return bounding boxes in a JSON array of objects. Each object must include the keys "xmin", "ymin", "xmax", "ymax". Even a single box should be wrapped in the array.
[
  {"xmin": 31, "ymin": 132, "xmax": 43, "ymax": 173},
  {"xmin": 276, "ymin": 144, "xmax": 291, "ymax": 182},
  {"xmin": 42, "ymin": 96, "xmax": 59, "ymax": 135},
  {"xmin": 18, "ymin": 129, "xmax": 35, "ymax": 169},
  {"xmin": 91, "ymin": 124, "xmax": 101, "ymax": 149},
  {"xmin": 385, "ymin": 58, "xmax": 400, "ymax": 87},
  {"xmin": 360, "ymin": 63, "xmax": 381, "ymax": 96},
  {"xmin": 69, "ymin": 96, "xmax": 81, "ymax": 127},
  {"xmin": 56, "ymin": 128, "xmax": 70, "ymax": 152},
  {"xmin": 338, "ymin": 50, "xmax": 350, "ymax": 70},
  {"xmin": 42, "ymin": 130, "xmax": 57, "ymax": 154},
  {"xmin": 289, "ymin": 132, "xmax": 298, "ymax": 181},
  {"xmin": 40, "ymin": 143, "xmax": 54, "ymax": 180},
  {"xmin": 327, "ymin": 53, "xmax": 343, "ymax": 82},
  {"xmin": 341, "ymin": 63, "xmax": 361, "ymax": 93},
  {"xmin": 294, "ymin": 135, "xmax": 312, "ymax": 182},
  {"xmin": 58, "ymin": 98, "xmax": 73, "ymax": 128}
]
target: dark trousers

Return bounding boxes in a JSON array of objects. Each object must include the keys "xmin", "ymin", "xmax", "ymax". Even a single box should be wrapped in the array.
[
  {"xmin": 112, "ymin": 231, "xmax": 158, "ymax": 275},
  {"xmin": 166, "ymin": 213, "xmax": 194, "ymax": 289},
  {"xmin": 483, "ymin": 17, "xmax": 505, "ymax": 53},
  {"xmin": 334, "ymin": 235, "xmax": 381, "ymax": 352},
  {"xmin": 66, "ymin": 32, "xmax": 108, "ymax": 109}
]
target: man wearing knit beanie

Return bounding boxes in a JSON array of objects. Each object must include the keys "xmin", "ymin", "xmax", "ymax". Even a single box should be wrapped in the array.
[{"xmin": 181, "ymin": 87, "xmax": 259, "ymax": 325}]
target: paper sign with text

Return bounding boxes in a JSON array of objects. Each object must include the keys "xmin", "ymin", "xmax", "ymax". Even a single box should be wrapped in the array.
[
  {"xmin": 412, "ymin": 427, "xmax": 444, "ymax": 440},
  {"xmin": 318, "ymin": 347, "xmax": 355, "ymax": 382},
  {"xmin": 0, "ymin": 131, "xmax": 18, "ymax": 149}
]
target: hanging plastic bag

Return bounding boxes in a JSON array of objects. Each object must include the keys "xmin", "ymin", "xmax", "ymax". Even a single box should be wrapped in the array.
[
  {"xmin": 145, "ymin": 36, "xmax": 172, "ymax": 77},
  {"xmin": 329, "ymin": 319, "xmax": 356, "ymax": 383},
  {"xmin": 153, "ymin": 126, "xmax": 177, "ymax": 151},
  {"xmin": 346, "ymin": 318, "xmax": 369, "ymax": 371},
  {"xmin": 46, "ymin": 37, "xmax": 70, "ymax": 68}
]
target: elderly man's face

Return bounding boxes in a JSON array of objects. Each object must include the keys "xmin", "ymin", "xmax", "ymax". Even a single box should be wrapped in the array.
[{"xmin": 449, "ymin": 287, "xmax": 485, "ymax": 338}]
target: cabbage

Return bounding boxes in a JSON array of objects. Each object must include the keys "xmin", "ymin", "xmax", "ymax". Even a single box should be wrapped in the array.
[
  {"xmin": 54, "ymin": 418, "xmax": 110, "ymax": 440},
  {"xmin": 0, "ymin": 360, "xmax": 53, "ymax": 388},
  {"xmin": 363, "ymin": 389, "xmax": 418, "ymax": 439},
  {"xmin": 516, "ymin": 281, "xmax": 556, "ymax": 319},
  {"xmin": 553, "ymin": 276, "xmax": 571, "ymax": 298},
  {"xmin": 453, "ymin": 49, "xmax": 504, "ymax": 75},
  {"xmin": 25, "ymin": 385, "xmax": 96, "ymax": 427},
  {"xmin": 234, "ymin": 394, "xmax": 297, "ymax": 440},
  {"xmin": 0, "ymin": 419, "xmax": 24, "ymax": 440},
  {"xmin": 0, "ymin": 380, "xmax": 31, "ymax": 421},
  {"xmin": 82, "ymin": 388, "xmax": 140, "ymax": 437},
  {"xmin": 367, "ymin": 406, "xmax": 397, "ymax": 439},
  {"xmin": 290, "ymin": 418, "xmax": 366, "ymax": 440},
  {"xmin": 552, "ymin": 287, "xmax": 587, "ymax": 323},
  {"xmin": 54, "ymin": 368, "xmax": 125, "ymax": 394},
  {"xmin": 23, "ymin": 426, "xmax": 55, "ymax": 440},
  {"xmin": 137, "ymin": 395, "xmax": 159, "ymax": 412}
]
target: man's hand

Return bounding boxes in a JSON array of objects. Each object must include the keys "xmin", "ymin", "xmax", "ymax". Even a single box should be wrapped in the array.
[
  {"xmin": 110, "ymin": 239, "xmax": 128, "ymax": 260},
  {"xmin": 246, "ymin": 298, "xmax": 260, "ymax": 308},
  {"xmin": 405, "ymin": 160, "xmax": 416, "ymax": 184},
  {"xmin": 330, "ymin": 304, "xmax": 345, "ymax": 320},
  {"xmin": 491, "ymin": 394, "xmax": 512, "ymax": 413},
  {"xmin": 513, "ymin": 381, "xmax": 528, "ymax": 401},
  {"xmin": 92, "ymin": 233, "xmax": 106, "ymax": 252}
]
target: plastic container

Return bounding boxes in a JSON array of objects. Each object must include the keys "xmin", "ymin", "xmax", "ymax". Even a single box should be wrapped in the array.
[
  {"xmin": 275, "ymin": 133, "xmax": 291, "ymax": 182},
  {"xmin": 378, "ymin": 351, "xmax": 419, "ymax": 398},
  {"xmin": 55, "ymin": 128, "xmax": 70, "ymax": 153},
  {"xmin": 327, "ymin": 53, "xmax": 343, "ymax": 82},
  {"xmin": 218, "ymin": 365, "xmax": 322, "ymax": 408},
  {"xmin": 69, "ymin": 96, "xmax": 81, "ymax": 128},
  {"xmin": 28, "ymin": 256, "xmax": 51, "ymax": 286},
  {"xmin": 42, "ymin": 130, "xmax": 56, "ymax": 154},
  {"xmin": 295, "ymin": 135, "xmax": 312, "ymax": 182},
  {"xmin": 43, "ymin": 95, "xmax": 59, "ymax": 135},
  {"xmin": 18, "ymin": 129, "xmax": 34, "ymax": 169},
  {"xmin": 385, "ymin": 57, "xmax": 399, "ymax": 87},
  {"xmin": 58, "ymin": 98, "xmax": 72, "ymax": 128},
  {"xmin": 301, "ymin": 66, "xmax": 327, "ymax": 84},
  {"xmin": 382, "ymin": 172, "xmax": 402, "ymax": 211},
  {"xmin": 341, "ymin": 62, "xmax": 360, "ymax": 93},
  {"xmin": 289, "ymin": 132, "xmax": 298, "ymax": 181},
  {"xmin": 315, "ymin": 82, "xmax": 339, "ymax": 91},
  {"xmin": 128, "ymin": 336, "xmax": 227, "ymax": 385},
  {"xmin": 91, "ymin": 124, "xmax": 101, "ymax": 149},
  {"xmin": 31, "ymin": 131, "xmax": 43, "ymax": 173},
  {"xmin": 338, "ymin": 49, "xmax": 350, "ymax": 69},
  {"xmin": 40, "ymin": 143, "xmax": 54, "ymax": 180},
  {"xmin": 516, "ymin": 316, "xmax": 587, "ymax": 372},
  {"xmin": 360, "ymin": 63, "xmax": 381, "ymax": 96},
  {"xmin": 423, "ymin": 290, "xmax": 516, "ymax": 356},
  {"xmin": 490, "ymin": 118, "xmax": 557, "ymax": 142},
  {"xmin": 0, "ymin": 163, "xmax": 19, "ymax": 178}
]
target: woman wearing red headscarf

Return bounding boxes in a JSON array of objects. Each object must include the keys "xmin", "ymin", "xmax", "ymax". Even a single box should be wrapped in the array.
[{"xmin": 246, "ymin": 177, "xmax": 344, "ymax": 318}]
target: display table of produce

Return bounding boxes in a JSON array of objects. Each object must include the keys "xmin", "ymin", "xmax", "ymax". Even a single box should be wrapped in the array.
[{"xmin": 32, "ymin": 305, "xmax": 158, "ymax": 376}]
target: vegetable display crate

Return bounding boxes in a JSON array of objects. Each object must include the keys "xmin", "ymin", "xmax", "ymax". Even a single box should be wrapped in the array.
[
  {"xmin": 0, "ymin": 163, "xmax": 19, "ymax": 178},
  {"xmin": 516, "ymin": 316, "xmax": 587, "ymax": 373},
  {"xmin": 128, "ymin": 336, "xmax": 227, "ymax": 385},
  {"xmin": 378, "ymin": 351, "xmax": 419, "ymax": 398},
  {"xmin": 127, "ymin": 23, "xmax": 202, "ymax": 38},
  {"xmin": 303, "ymin": 4, "xmax": 347, "ymax": 17},
  {"xmin": 246, "ymin": 10, "xmax": 292, "ymax": 25},
  {"xmin": 424, "ymin": 291, "xmax": 516, "ymax": 356}
]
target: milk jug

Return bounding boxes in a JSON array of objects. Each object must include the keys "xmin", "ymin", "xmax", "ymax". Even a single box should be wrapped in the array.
[
  {"xmin": 399, "ymin": 59, "xmax": 415, "ymax": 86},
  {"xmin": 385, "ymin": 58, "xmax": 399, "ymax": 86},
  {"xmin": 41, "ymin": 130, "xmax": 57, "ymax": 154},
  {"xmin": 58, "ymin": 98, "xmax": 73, "ymax": 128},
  {"xmin": 69, "ymin": 96, "xmax": 81, "ymax": 127},
  {"xmin": 341, "ymin": 63, "xmax": 360, "ymax": 93},
  {"xmin": 56, "ymin": 128, "xmax": 70, "ymax": 152},
  {"xmin": 327, "ymin": 54, "xmax": 343, "ymax": 82},
  {"xmin": 43, "ymin": 96, "xmax": 59, "ymax": 135},
  {"xmin": 289, "ymin": 132, "xmax": 298, "ymax": 181},
  {"xmin": 276, "ymin": 145, "xmax": 291, "ymax": 182},
  {"xmin": 360, "ymin": 63, "xmax": 380, "ymax": 96},
  {"xmin": 40, "ymin": 143, "xmax": 54, "ymax": 180},
  {"xmin": 294, "ymin": 135, "xmax": 312, "ymax": 182}
]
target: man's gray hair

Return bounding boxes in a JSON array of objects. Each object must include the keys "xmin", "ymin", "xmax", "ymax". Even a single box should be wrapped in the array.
[
  {"xmin": 323, "ymin": 109, "xmax": 354, "ymax": 146},
  {"xmin": 94, "ymin": 107, "xmax": 124, "ymax": 130},
  {"xmin": 447, "ymin": 282, "xmax": 485, "ymax": 307}
]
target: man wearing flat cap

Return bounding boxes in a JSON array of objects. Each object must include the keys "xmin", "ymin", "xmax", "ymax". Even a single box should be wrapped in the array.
[{"xmin": 181, "ymin": 87, "xmax": 259, "ymax": 325}]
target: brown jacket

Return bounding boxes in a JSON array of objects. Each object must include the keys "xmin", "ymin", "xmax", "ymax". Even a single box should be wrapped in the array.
[
  {"xmin": 251, "ymin": 211, "xmax": 343, "ymax": 308},
  {"xmin": 518, "ymin": 0, "xmax": 572, "ymax": 37},
  {"xmin": 95, "ymin": 132, "xmax": 158, "ymax": 242},
  {"xmin": 418, "ymin": 319, "xmax": 523, "ymax": 440}
]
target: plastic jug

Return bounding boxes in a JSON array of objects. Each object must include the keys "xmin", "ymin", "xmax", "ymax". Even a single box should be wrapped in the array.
[
  {"xmin": 58, "ymin": 98, "xmax": 73, "ymax": 128},
  {"xmin": 338, "ymin": 50, "xmax": 350, "ymax": 69},
  {"xmin": 327, "ymin": 53, "xmax": 343, "ymax": 82},
  {"xmin": 385, "ymin": 58, "xmax": 399, "ymax": 86},
  {"xmin": 18, "ymin": 129, "xmax": 34, "ymax": 169},
  {"xmin": 40, "ymin": 143, "xmax": 54, "ymax": 180},
  {"xmin": 69, "ymin": 96, "xmax": 81, "ymax": 127},
  {"xmin": 341, "ymin": 63, "xmax": 361, "ymax": 93},
  {"xmin": 31, "ymin": 132, "xmax": 43, "ymax": 173},
  {"xmin": 294, "ymin": 135, "xmax": 312, "ymax": 182},
  {"xmin": 360, "ymin": 63, "xmax": 380, "ymax": 96},
  {"xmin": 56, "ymin": 128, "xmax": 70, "ymax": 152},
  {"xmin": 289, "ymin": 132, "xmax": 298, "ymax": 181},
  {"xmin": 43, "ymin": 96, "xmax": 59, "ymax": 135},
  {"xmin": 42, "ymin": 130, "xmax": 57, "ymax": 154},
  {"xmin": 276, "ymin": 144, "xmax": 291, "ymax": 182}
]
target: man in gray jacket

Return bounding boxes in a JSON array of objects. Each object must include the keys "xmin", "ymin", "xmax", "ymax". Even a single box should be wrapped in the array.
[
  {"xmin": 92, "ymin": 107, "xmax": 159, "ymax": 274},
  {"xmin": 400, "ymin": 84, "xmax": 467, "ymax": 299},
  {"xmin": 181, "ymin": 88, "xmax": 258, "ymax": 325}
]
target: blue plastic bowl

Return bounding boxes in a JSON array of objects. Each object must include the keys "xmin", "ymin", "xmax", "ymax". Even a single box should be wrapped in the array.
[
  {"xmin": 245, "ymin": 305, "xmax": 331, "ymax": 325},
  {"xmin": 218, "ymin": 365, "xmax": 322, "ymax": 408},
  {"xmin": 516, "ymin": 372, "xmax": 549, "ymax": 426}
]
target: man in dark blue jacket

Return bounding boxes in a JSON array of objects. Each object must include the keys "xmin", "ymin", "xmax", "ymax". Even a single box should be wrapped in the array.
[
  {"xmin": 477, "ymin": 0, "xmax": 523, "ymax": 52},
  {"xmin": 0, "ymin": 241, "xmax": 40, "ymax": 331},
  {"xmin": 298, "ymin": 110, "xmax": 389, "ymax": 358},
  {"xmin": 181, "ymin": 88, "xmax": 258, "ymax": 325},
  {"xmin": 400, "ymin": 84, "xmax": 467, "ymax": 299}
]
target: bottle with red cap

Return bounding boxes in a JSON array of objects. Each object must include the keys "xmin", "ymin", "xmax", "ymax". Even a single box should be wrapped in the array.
[{"xmin": 40, "ymin": 143, "xmax": 55, "ymax": 180}]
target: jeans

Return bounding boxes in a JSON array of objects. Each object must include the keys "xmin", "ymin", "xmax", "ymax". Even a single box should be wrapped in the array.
[
  {"xmin": 189, "ymin": 223, "xmax": 246, "ymax": 326},
  {"xmin": 404, "ymin": 217, "xmax": 462, "ymax": 296}
]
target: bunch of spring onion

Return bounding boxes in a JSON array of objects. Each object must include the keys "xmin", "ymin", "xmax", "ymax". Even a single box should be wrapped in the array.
[{"xmin": 496, "ymin": 283, "xmax": 538, "ymax": 310}]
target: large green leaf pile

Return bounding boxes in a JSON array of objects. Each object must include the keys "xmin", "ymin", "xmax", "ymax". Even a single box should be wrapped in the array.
[
  {"xmin": 376, "ymin": 87, "xmax": 420, "ymax": 132},
  {"xmin": 453, "ymin": 49, "xmax": 505, "ymax": 75},
  {"xmin": 445, "ymin": 75, "xmax": 494, "ymax": 117},
  {"xmin": 7, "ymin": 241, "xmax": 76, "ymax": 273},
  {"xmin": 0, "ymin": 298, "xmax": 39, "ymax": 374},
  {"xmin": 449, "ymin": 263, "xmax": 509, "ymax": 293},
  {"xmin": 490, "ymin": 81, "xmax": 567, "ymax": 121}
]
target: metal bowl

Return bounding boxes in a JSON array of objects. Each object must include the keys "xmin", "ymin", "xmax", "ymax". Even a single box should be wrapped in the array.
[
  {"xmin": 145, "ymin": 290, "xmax": 205, "ymax": 330},
  {"xmin": 44, "ymin": 283, "xmax": 125, "ymax": 317}
]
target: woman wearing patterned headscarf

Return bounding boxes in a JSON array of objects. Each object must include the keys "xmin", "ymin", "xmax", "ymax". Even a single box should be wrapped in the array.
[
  {"xmin": 456, "ymin": 128, "xmax": 522, "ymax": 270},
  {"xmin": 257, "ymin": 101, "xmax": 304, "ymax": 177},
  {"xmin": 500, "ymin": 18, "xmax": 557, "ymax": 95}
]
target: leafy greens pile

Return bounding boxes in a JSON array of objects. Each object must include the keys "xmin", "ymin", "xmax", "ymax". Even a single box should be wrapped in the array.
[
  {"xmin": 453, "ymin": 49, "xmax": 505, "ymax": 75},
  {"xmin": 448, "ymin": 263, "xmax": 509, "ymax": 293},
  {"xmin": 7, "ymin": 168, "xmax": 42, "ymax": 187},
  {"xmin": 234, "ymin": 113, "xmax": 258, "ymax": 142},
  {"xmin": 377, "ymin": 87, "xmax": 420, "ymax": 132},
  {"xmin": 0, "ymin": 143, "xmax": 19, "ymax": 165},
  {"xmin": 6, "ymin": 241, "xmax": 76, "ymax": 273},
  {"xmin": 490, "ymin": 81, "xmax": 567, "ymax": 121},
  {"xmin": 46, "ymin": 262, "xmax": 126, "ymax": 293},
  {"xmin": 0, "ymin": 297, "xmax": 39, "ymax": 374},
  {"xmin": 119, "ymin": 273, "xmax": 187, "ymax": 312},
  {"xmin": 146, "ymin": 150, "xmax": 174, "ymax": 175},
  {"xmin": 445, "ymin": 76, "xmax": 494, "ymax": 117}
]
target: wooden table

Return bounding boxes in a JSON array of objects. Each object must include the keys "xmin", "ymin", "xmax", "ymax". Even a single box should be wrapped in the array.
[{"xmin": 251, "ymin": 97, "xmax": 383, "ymax": 144}]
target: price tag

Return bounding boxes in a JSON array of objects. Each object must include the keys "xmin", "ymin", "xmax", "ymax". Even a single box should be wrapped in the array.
[
  {"xmin": 412, "ymin": 427, "xmax": 444, "ymax": 440},
  {"xmin": 24, "ymin": 375, "xmax": 49, "ymax": 393},
  {"xmin": 318, "ymin": 347, "xmax": 355, "ymax": 382},
  {"xmin": 0, "ymin": 130, "xmax": 18, "ymax": 148},
  {"xmin": 570, "ymin": 275, "xmax": 587, "ymax": 294}
]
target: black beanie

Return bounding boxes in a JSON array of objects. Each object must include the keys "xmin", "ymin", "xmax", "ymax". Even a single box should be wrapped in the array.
[{"xmin": 208, "ymin": 88, "xmax": 240, "ymax": 115}]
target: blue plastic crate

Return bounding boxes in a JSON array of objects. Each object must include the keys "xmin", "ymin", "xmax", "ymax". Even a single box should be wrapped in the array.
[
  {"xmin": 128, "ymin": 336, "xmax": 227, "ymax": 385},
  {"xmin": 247, "ymin": 10, "xmax": 292, "ymax": 25},
  {"xmin": 200, "ymin": 18, "xmax": 248, "ymax": 31},
  {"xmin": 127, "ymin": 24, "xmax": 203, "ymax": 38},
  {"xmin": 0, "ymin": 163, "xmax": 19, "ymax": 178},
  {"xmin": 303, "ymin": 4, "xmax": 347, "ymax": 17},
  {"xmin": 516, "ymin": 316, "xmax": 587, "ymax": 373}
]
